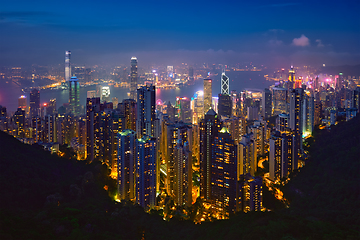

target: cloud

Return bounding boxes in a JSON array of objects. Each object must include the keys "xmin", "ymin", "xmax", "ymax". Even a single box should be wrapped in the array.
[
  {"xmin": 316, "ymin": 39, "xmax": 324, "ymax": 47},
  {"xmin": 292, "ymin": 35, "xmax": 310, "ymax": 47}
]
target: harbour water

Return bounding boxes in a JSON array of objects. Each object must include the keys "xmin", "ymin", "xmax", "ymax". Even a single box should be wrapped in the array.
[{"xmin": 0, "ymin": 71, "xmax": 274, "ymax": 114}]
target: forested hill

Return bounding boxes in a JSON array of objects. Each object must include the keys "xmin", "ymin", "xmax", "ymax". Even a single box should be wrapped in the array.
[{"xmin": 1, "ymin": 115, "xmax": 360, "ymax": 239}]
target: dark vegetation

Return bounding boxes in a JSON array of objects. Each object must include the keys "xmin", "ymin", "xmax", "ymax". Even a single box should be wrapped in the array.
[{"xmin": 1, "ymin": 115, "xmax": 360, "ymax": 239}]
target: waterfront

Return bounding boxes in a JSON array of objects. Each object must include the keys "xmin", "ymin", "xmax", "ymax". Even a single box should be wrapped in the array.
[{"xmin": 0, "ymin": 71, "xmax": 274, "ymax": 113}]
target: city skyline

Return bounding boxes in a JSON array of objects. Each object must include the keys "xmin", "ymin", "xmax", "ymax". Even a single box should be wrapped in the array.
[{"xmin": 1, "ymin": 0, "xmax": 359, "ymax": 67}]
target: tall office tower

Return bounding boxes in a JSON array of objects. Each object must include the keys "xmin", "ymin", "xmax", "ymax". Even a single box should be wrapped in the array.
[
  {"xmin": 130, "ymin": 57, "xmax": 138, "ymax": 100},
  {"xmin": 221, "ymin": 71, "xmax": 229, "ymax": 95},
  {"xmin": 78, "ymin": 117, "xmax": 87, "ymax": 146},
  {"xmin": 302, "ymin": 90, "xmax": 314, "ymax": 137},
  {"xmin": 65, "ymin": 51, "xmax": 71, "ymax": 81},
  {"xmin": 165, "ymin": 122, "xmax": 192, "ymax": 199},
  {"xmin": 262, "ymin": 88, "xmax": 272, "ymax": 119},
  {"xmin": 247, "ymin": 106, "xmax": 259, "ymax": 121},
  {"xmin": 192, "ymin": 91, "xmax": 204, "ymax": 124},
  {"xmin": 238, "ymin": 133, "xmax": 257, "ymax": 176},
  {"xmin": 101, "ymin": 86, "xmax": 111, "ymax": 103},
  {"xmin": 69, "ymin": 76, "xmax": 80, "ymax": 115},
  {"xmin": 269, "ymin": 130, "xmax": 296, "ymax": 181},
  {"xmin": 204, "ymin": 78, "xmax": 212, "ymax": 114},
  {"xmin": 43, "ymin": 114, "xmax": 57, "ymax": 143},
  {"xmin": 136, "ymin": 85, "xmax": 156, "ymax": 138},
  {"xmin": 18, "ymin": 95, "xmax": 27, "ymax": 111},
  {"xmin": 30, "ymin": 88, "xmax": 40, "ymax": 118},
  {"xmin": 98, "ymin": 110, "xmax": 112, "ymax": 167},
  {"xmin": 290, "ymin": 88, "xmax": 303, "ymax": 163},
  {"xmin": 119, "ymin": 99, "xmax": 137, "ymax": 131},
  {"xmin": 174, "ymin": 139, "xmax": 192, "ymax": 207},
  {"xmin": 176, "ymin": 97, "xmax": 192, "ymax": 123},
  {"xmin": 218, "ymin": 94, "xmax": 232, "ymax": 118},
  {"xmin": 47, "ymin": 98, "xmax": 56, "ymax": 115},
  {"xmin": 314, "ymin": 100, "xmax": 322, "ymax": 125},
  {"xmin": 189, "ymin": 66, "xmax": 194, "ymax": 83},
  {"xmin": 86, "ymin": 97, "xmax": 102, "ymax": 160},
  {"xmin": 57, "ymin": 114, "xmax": 77, "ymax": 145},
  {"xmin": 118, "ymin": 129, "xmax": 136, "ymax": 201},
  {"xmin": 13, "ymin": 108, "xmax": 25, "ymax": 138},
  {"xmin": 288, "ymin": 66, "xmax": 295, "ymax": 89},
  {"xmin": 276, "ymin": 113, "xmax": 290, "ymax": 132},
  {"xmin": 199, "ymin": 109, "xmax": 221, "ymax": 200},
  {"xmin": 272, "ymin": 87, "xmax": 287, "ymax": 115},
  {"xmin": 135, "ymin": 135, "xmax": 157, "ymax": 210},
  {"xmin": 212, "ymin": 127, "xmax": 238, "ymax": 216},
  {"xmin": 239, "ymin": 174, "xmax": 263, "ymax": 212}
]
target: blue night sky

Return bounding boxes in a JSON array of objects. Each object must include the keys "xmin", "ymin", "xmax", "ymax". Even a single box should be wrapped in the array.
[{"xmin": 1, "ymin": 0, "xmax": 359, "ymax": 67}]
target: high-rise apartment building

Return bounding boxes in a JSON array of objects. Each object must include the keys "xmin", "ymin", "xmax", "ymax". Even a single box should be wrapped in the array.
[
  {"xmin": 136, "ymin": 135, "xmax": 157, "ymax": 210},
  {"xmin": 118, "ymin": 129, "xmax": 136, "ymax": 201}
]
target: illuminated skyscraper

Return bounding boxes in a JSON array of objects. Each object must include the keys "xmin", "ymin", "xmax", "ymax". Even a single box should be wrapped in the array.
[
  {"xmin": 101, "ymin": 86, "xmax": 111, "ymax": 103},
  {"xmin": 238, "ymin": 133, "xmax": 257, "ymax": 176},
  {"xmin": 86, "ymin": 97, "xmax": 101, "ymax": 160},
  {"xmin": 30, "ymin": 88, "xmax": 40, "ymax": 118},
  {"xmin": 136, "ymin": 85, "xmax": 156, "ymax": 138},
  {"xmin": 18, "ymin": 95, "xmax": 27, "ymax": 111},
  {"xmin": 69, "ymin": 76, "xmax": 80, "ymax": 115},
  {"xmin": 212, "ymin": 127, "xmax": 238, "ymax": 216},
  {"xmin": 130, "ymin": 57, "xmax": 138, "ymax": 100},
  {"xmin": 13, "ymin": 108, "xmax": 25, "ymax": 138},
  {"xmin": 65, "ymin": 51, "xmax": 71, "ymax": 81},
  {"xmin": 262, "ymin": 88, "xmax": 272, "ymax": 119},
  {"xmin": 118, "ymin": 129, "xmax": 136, "ymax": 201},
  {"xmin": 221, "ymin": 71, "xmax": 229, "ymax": 95},
  {"xmin": 119, "ymin": 99, "xmax": 137, "ymax": 131},
  {"xmin": 165, "ymin": 122, "xmax": 192, "ymax": 201},
  {"xmin": 272, "ymin": 87, "xmax": 287, "ymax": 115},
  {"xmin": 218, "ymin": 94, "xmax": 232, "ymax": 118},
  {"xmin": 204, "ymin": 78, "xmax": 212, "ymax": 114},
  {"xmin": 136, "ymin": 135, "xmax": 157, "ymax": 210},
  {"xmin": 288, "ymin": 66, "xmax": 295, "ymax": 89},
  {"xmin": 200, "ymin": 109, "xmax": 221, "ymax": 200}
]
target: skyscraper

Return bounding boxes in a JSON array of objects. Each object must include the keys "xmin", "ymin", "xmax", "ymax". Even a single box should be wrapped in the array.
[
  {"xmin": 218, "ymin": 71, "xmax": 232, "ymax": 117},
  {"xmin": 118, "ymin": 129, "xmax": 136, "ymax": 201},
  {"xmin": 221, "ymin": 71, "xmax": 229, "ymax": 95},
  {"xmin": 212, "ymin": 127, "xmax": 238, "ymax": 216},
  {"xmin": 30, "ymin": 88, "xmax": 40, "ymax": 118},
  {"xmin": 204, "ymin": 78, "xmax": 212, "ymax": 114},
  {"xmin": 272, "ymin": 87, "xmax": 287, "ymax": 115},
  {"xmin": 136, "ymin": 85, "xmax": 156, "ymax": 138},
  {"xmin": 200, "ymin": 109, "xmax": 221, "ymax": 200},
  {"xmin": 69, "ymin": 76, "xmax": 80, "ymax": 115},
  {"xmin": 18, "ymin": 95, "xmax": 27, "ymax": 111},
  {"xmin": 130, "ymin": 57, "xmax": 138, "ymax": 100},
  {"xmin": 135, "ymin": 135, "xmax": 157, "ymax": 210},
  {"xmin": 262, "ymin": 88, "xmax": 272, "ymax": 119},
  {"xmin": 65, "ymin": 51, "xmax": 71, "ymax": 81}
]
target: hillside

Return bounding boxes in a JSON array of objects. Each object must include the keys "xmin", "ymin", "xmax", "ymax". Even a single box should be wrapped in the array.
[{"xmin": 1, "ymin": 115, "xmax": 360, "ymax": 239}]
